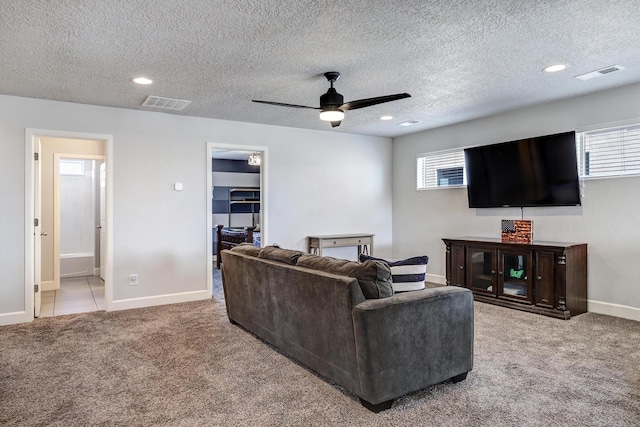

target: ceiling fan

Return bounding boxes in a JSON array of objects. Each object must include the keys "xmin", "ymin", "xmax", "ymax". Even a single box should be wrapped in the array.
[{"xmin": 252, "ymin": 72, "xmax": 411, "ymax": 128}]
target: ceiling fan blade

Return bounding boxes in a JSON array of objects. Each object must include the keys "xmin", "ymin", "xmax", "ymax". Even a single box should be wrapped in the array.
[
  {"xmin": 252, "ymin": 100, "xmax": 319, "ymax": 109},
  {"xmin": 330, "ymin": 120, "xmax": 342, "ymax": 128},
  {"xmin": 341, "ymin": 93, "xmax": 411, "ymax": 111}
]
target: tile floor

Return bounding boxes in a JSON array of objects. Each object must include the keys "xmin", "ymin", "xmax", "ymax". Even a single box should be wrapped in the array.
[{"xmin": 40, "ymin": 275, "xmax": 105, "ymax": 317}]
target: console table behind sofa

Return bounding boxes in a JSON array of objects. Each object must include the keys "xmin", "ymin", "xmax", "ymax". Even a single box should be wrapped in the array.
[{"xmin": 307, "ymin": 233, "xmax": 374, "ymax": 257}]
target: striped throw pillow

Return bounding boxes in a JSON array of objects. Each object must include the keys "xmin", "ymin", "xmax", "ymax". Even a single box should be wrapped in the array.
[{"xmin": 359, "ymin": 254, "xmax": 429, "ymax": 292}]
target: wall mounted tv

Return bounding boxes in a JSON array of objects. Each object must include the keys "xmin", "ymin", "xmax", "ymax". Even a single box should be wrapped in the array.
[{"xmin": 464, "ymin": 131, "xmax": 581, "ymax": 208}]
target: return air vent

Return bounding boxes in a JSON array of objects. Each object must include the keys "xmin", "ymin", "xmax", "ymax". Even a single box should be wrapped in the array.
[
  {"xmin": 398, "ymin": 120, "xmax": 421, "ymax": 127},
  {"xmin": 142, "ymin": 95, "xmax": 192, "ymax": 111},
  {"xmin": 575, "ymin": 65, "xmax": 625, "ymax": 81}
]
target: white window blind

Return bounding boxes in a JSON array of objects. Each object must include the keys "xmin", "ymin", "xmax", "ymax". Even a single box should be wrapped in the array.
[
  {"xmin": 577, "ymin": 124, "xmax": 640, "ymax": 178},
  {"xmin": 417, "ymin": 149, "xmax": 466, "ymax": 190}
]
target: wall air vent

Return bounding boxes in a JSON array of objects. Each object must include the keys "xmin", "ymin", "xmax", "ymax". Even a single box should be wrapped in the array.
[
  {"xmin": 141, "ymin": 95, "xmax": 192, "ymax": 111},
  {"xmin": 575, "ymin": 65, "xmax": 625, "ymax": 81}
]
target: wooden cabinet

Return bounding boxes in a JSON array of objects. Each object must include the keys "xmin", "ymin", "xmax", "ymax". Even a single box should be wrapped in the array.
[
  {"xmin": 443, "ymin": 237, "xmax": 587, "ymax": 319},
  {"xmin": 449, "ymin": 243, "xmax": 466, "ymax": 287}
]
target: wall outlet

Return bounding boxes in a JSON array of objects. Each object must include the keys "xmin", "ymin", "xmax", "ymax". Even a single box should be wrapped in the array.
[{"xmin": 129, "ymin": 274, "xmax": 138, "ymax": 285}]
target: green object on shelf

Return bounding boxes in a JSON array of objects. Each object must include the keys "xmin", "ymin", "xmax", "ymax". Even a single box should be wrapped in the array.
[{"xmin": 510, "ymin": 268, "xmax": 524, "ymax": 279}]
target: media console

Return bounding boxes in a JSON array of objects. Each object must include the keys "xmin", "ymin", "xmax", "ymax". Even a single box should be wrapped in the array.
[{"xmin": 442, "ymin": 237, "xmax": 587, "ymax": 319}]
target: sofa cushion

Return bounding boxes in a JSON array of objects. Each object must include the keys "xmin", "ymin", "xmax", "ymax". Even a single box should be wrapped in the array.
[
  {"xmin": 297, "ymin": 254, "xmax": 393, "ymax": 299},
  {"xmin": 229, "ymin": 243, "xmax": 261, "ymax": 257},
  {"xmin": 360, "ymin": 254, "xmax": 429, "ymax": 292},
  {"xmin": 258, "ymin": 246, "xmax": 305, "ymax": 265}
]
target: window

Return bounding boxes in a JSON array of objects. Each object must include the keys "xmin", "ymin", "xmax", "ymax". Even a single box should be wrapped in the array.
[
  {"xmin": 417, "ymin": 122, "xmax": 640, "ymax": 190},
  {"xmin": 577, "ymin": 124, "xmax": 640, "ymax": 178},
  {"xmin": 59, "ymin": 160, "xmax": 85, "ymax": 176},
  {"xmin": 417, "ymin": 149, "xmax": 466, "ymax": 190}
]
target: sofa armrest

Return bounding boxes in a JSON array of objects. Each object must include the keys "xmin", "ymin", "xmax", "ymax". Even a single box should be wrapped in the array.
[{"xmin": 351, "ymin": 287, "xmax": 474, "ymax": 405}]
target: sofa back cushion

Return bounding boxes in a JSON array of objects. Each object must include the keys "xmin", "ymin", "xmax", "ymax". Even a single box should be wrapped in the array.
[
  {"xmin": 360, "ymin": 254, "xmax": 429, "ymax": 292},
  {"xmin": 297, "ymin": 254, "xmax": 393, "ymax": 299},
  {"xmin": 258, "ymin": 246, "xmax": 305, "ymax": 265},
  {"xmin": 229, "ymin": 243, "xmax": 261, "ymax": 257}
]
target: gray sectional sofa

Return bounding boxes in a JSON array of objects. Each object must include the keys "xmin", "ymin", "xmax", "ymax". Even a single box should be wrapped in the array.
[{"xmin": 221, "ymin": 244, "xmax": 474, "ymax": 412}]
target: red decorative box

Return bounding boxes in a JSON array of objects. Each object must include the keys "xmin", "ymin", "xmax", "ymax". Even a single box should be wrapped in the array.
[{"xmin": 501, "ymin": 220, "xmax": 533, "ymax": 244}]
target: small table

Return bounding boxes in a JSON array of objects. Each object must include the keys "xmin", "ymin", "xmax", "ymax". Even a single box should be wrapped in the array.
[{"xmin": 307, "ymin": 233, "xmax": 374, "ymax": 257}]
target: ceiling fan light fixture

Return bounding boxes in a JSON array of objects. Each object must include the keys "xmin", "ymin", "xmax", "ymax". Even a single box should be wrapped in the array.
[
  {"xmin": 253, "ymin": 71, "xmax": 410, "ymax": 128},
  {"xmin": 248, "ymin": 152, "xmax": 261, "ymax": 166},
  {"xmin": 319, "ymin": 109, "xmax": 345, "ymax": 122}
]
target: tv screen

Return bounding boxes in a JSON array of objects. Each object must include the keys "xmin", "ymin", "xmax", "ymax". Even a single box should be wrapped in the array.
[{"xmin": 464, "ymin": 131, "xmax": 581, "ymax": 208}]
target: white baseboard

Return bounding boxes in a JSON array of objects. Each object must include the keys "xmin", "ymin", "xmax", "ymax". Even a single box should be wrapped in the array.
[
  {"xmin": 94, "ymin": 268, "xmax": 100, "ymax": 276},
  {"xmin": 108, "ymin": 289, "xmax": 211, "ymax": 312},
  {"xmin": 0, "ymin": 311, "xmax": 30, "ymax": 326},
  {"xmin": 426, "ymin": 273, "xmax": 447, "ymax": 285},
  {"xmin": 588, "ymin": 300, "xmax": 640, "ymax": 322},
  {"xmin": 41, "ymin": 280, "xmax": 58, "ymax": 292}
]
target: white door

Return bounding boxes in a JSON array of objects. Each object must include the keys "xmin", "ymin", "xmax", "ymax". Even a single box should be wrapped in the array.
[
  {"xmin": 34, "ymin": 147, "xmax": 43, "ymax": 317},
  {"xmin": 99, "ymin": 162, "xmax": 106, "ymax": 280}
]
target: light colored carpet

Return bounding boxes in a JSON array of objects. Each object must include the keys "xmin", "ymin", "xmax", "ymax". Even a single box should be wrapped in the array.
[{"xmin": 1, "ymin": 272, "xmax": 639, "ymax": 426}]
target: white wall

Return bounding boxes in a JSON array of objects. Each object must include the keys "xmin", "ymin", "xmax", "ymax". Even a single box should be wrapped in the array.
[
  {"xmin": 0, "ymin": 94, "xmax": 392, "ymax": 324},
  {"xmin": 392, "ymin": 82, "xmax": 640, "ymax": 320}
]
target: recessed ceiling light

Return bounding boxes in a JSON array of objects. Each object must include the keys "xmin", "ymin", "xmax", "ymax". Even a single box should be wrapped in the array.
[
  {"xmin": 543, "ymin": 64, "xmax": 567, "ymax": 73},
  {"xmin": 380, "ymin": 116, "xmax": 393, "ymax": 121},
  {"xmin": 132, "ymin": 77, "xmax": 153, "ymax": 85}
]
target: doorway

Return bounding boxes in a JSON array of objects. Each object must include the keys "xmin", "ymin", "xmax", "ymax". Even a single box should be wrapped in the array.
[
  {"xmin": 206, "ymin": 143, "xmax": 267, "ymax": 298},
  {"xmin": 25, "ymin": 129, "xmax": 113, "ymax": 321},
  {"xmin": 40, "ymin": 155, "xmax": 105, "ymax": 316}
]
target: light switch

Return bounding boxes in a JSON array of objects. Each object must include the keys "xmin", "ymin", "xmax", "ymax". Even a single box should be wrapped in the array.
[{"xmin": 174, "ymin": 183, "xmax": 183, "ymax": 191}]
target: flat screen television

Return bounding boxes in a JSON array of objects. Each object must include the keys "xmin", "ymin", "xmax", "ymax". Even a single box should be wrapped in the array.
[{"xmin": 464, "ymin": 131, "xmax": 581, "ymax": 208}]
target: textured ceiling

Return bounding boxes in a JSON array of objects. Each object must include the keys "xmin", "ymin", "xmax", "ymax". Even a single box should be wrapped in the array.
[{"xmin": 2, "ymin": 0, "xmax": 640, "ymax": 138}]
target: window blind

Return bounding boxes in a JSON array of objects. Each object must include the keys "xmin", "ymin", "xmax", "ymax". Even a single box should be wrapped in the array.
[
  {"xmin": 578, "ymin": 124, "xmax": 640, "ymax": 178},
  {"xmin": 417, "ymin": 149, "xmax": 466, "ymax": 190}
]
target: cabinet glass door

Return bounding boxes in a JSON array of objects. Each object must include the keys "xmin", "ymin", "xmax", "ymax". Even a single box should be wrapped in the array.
[
  {"xmin": 499, "ymin": 250, "xmax": 533, "ymax": 302},
  {"xmin": 466, "ymin": 247, "xmax": 495, "ymax": 294}
]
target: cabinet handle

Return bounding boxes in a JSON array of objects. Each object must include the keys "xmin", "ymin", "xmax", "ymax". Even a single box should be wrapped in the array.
[
  {"xmin": 498, "ymin": 271, "xmax": 503, "ymax": 276},
  {"xmin": 459, "ymin": 265, "xmax": 464, "ymax": 270},
  {"xmin": 491, "ymin": 270, "xmax": 496, "ymax": 275},
  {"xmin": 537, "ymin": 276, "xmax": 542, "ymax": 281}
]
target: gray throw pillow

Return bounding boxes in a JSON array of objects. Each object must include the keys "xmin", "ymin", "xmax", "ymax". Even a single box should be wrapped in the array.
[
  {"xmin": 296, "ymin": 254, "xmax": 393, "ymax": 299},
  {"xmin": 229, "ymin": 243, "xmax": 261, "ymax": 257},
  {"xmin": 258, "ymin": 246, "xmax": 304, "ymax": 265}
]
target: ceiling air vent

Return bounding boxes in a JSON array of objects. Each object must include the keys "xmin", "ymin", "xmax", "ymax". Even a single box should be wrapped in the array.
[
  {"xmin": 398, "ymin": 120, "xmax": 421, "ymax": 127},
  {"xmin": 142, "ymin": 95, "xmax": 191, "ymax": 111},
  {"xmin": 575, "ymin": 65, "xmax": 625, "ymax": 81}
]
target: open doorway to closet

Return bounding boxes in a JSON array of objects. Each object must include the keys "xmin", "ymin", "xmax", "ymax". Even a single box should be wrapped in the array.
[{"xmin": 207, "ymin": 143, "xmax": 267, "ymax": 299}]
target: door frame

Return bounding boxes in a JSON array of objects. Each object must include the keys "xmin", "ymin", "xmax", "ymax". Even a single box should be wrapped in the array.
[
  {"xmin": 54, "ymin": 153, "xmax": 105, "ymax": 287},
  {"xmin": 206, "ymin": 142, "xmax": 267, "ymax": 294},
  {"xmin": 25, "ymin": 129, "xmax": 114, "ymax": 321}
]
